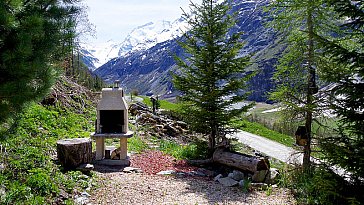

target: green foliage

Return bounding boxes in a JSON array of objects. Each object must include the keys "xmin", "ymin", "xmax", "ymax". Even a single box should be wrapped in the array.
[
  {"xmin": 173, "ymin": 0, "xmax": 252, "ymax": 153},
  {"xmin": 141, "ymin": 96, "xmax": 179, "ymax": 111},
  {"xmin": 0, "ymin": 0, "xmax": 81, "ymax": 123},
  {"xmin": 66, "ymin": 53, "xmax": 106, "ymax": 91},
  {"xmin": 315, "ymin": 0, "xmax": 364, "ymax": 181},
  {"xmin": 279, "ymin": 166, "xmax": 363, "ymax": 204},
  {"xmin": 128, "ymin": 134, "xmax": 149, "ymax": 154},
  {"xmin": 231, "ymin": 118, "xmax": 295, "ymax": 147},
  {"xmin": 158, "ymin": 139, "xmax": 209, "ymax": 160},
  {"xmin": 0, "ymin": 102, "xmax": 96, "ymax": 204},
  {"xmin": 265, "ymin": 0, "xmax": 341, "ymax": 170},
  {"xmin": 240, "ymin": 179, "xmax": 251, "ymax": 193}
]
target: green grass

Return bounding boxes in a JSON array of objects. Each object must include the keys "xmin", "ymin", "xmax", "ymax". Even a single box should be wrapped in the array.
[
  {"xmin": 128, "ymin": 134, "xmax": 149, "ymax": 153},
  {"xmin": 232, "ymin": 118, "xmax": 295, "ymax": 147},
  {"xmin": 140, "ymin": 96, "xmax": 178, "ymax": 111},
  {"xmin": 279, "ymin": 165, "xmax": 363, "ymax": 204},
  {"xmin": 0, "ymin": 102, "xmax": 96, "ymax": 204},
  {"xmin": 157, "ymin": 139, "xmax": 208, "ymax": 160}
]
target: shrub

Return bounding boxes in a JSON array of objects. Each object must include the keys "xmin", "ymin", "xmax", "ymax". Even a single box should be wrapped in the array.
[{"xmin": 279, "ymin": 165, "xmax": 363, "ymax": 204}]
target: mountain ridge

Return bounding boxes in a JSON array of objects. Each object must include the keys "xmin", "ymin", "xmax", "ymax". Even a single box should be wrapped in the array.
[{"xmin": 94, "ymin": 0, "xmax": 279, "ymax": 102}]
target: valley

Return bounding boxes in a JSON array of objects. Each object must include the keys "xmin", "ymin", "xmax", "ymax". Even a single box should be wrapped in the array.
[{"xmin": 84, "ymin": 0, "xmax": 277, "ymax": 102}]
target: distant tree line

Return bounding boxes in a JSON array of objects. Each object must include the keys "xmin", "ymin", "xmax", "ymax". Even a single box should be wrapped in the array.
[{"xmin": 64, "ymin": 51, "xmax": 106, "ymax": 91}]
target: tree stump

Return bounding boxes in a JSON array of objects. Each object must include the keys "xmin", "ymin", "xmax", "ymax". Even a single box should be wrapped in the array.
[
  {"xmin": 57, "ymin": 138, "xmax": 92, "ymax": 169},
  {"xmin": 213, "ymin": 148, "xmax": 270, "ymax": 173}
]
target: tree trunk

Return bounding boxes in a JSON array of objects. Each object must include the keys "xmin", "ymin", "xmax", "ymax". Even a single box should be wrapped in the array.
[
  {"xmin": 303, "ymin": 0, "xmax": 315, "ymax": 172},
  {"xmin": 57, "ymin": 138, "xmax": 92, "ymax": 169},
  {"xmin": 213, "ymin": 148, "xmax": 270, "ymax": 173}
]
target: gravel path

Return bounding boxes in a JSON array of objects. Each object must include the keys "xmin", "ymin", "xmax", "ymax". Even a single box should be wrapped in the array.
[
  {"xmin": 229, "ymin": 130, "xmax": 302, "ymax": 164},
  {"xmin": 89, "ymin": 171, "xmax": 295, "ymax": 205}
]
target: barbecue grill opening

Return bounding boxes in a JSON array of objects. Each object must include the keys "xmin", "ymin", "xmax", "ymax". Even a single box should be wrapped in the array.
[{"xmin": 99, "ymin": 110, "xmax": 125, "ymax": 133}]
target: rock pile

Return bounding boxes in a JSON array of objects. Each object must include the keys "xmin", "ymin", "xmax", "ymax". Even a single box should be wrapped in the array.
[
  {"xmin": 129, "ymin": 102, "xmax": 189, "ymax": 139},
  {"xmin": 214, "ymin": 168, "xmax": 280, "ymax": 188}
]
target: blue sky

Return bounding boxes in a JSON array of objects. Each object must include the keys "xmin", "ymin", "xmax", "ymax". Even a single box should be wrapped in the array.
[{"xmin": 84, "ymin": 0, "xmax": 197, "ymax": 44}]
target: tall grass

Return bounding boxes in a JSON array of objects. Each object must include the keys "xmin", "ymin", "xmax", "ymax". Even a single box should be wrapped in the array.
[{"xmin": 279, "ymin": 165, "xmax": 363, "ymax": 204}]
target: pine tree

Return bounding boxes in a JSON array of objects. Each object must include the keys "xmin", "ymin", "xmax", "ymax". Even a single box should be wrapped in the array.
[
  {"xmin": 315, "ymin": 0, "xmax": 364, "ymax": 180},
  {"xmin": 173, "ymin": 0, "xmax": 252, "ymax": 155},
  {"xmin": 0, "ymin": 0, "xmax": 80, "ymax": 123},
  {"xmin": 266, "ymin": 0, "xmax": 340, "ymax": 171}
]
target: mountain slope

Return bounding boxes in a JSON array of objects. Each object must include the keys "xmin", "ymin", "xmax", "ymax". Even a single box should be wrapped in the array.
[
  {"xmin": 118, "ymin": 18, "xmax": 188, "ymax": 56},
  {"xmin": 94, "ymin": 0, "xmax": 280, "ymax": 102}
]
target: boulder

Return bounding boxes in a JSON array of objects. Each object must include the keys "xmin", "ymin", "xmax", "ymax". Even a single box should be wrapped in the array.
[
  {"xmin": 214, "ymin": 174, "xmax": 223, "ymax": 182},
  {"xmin": 228, "ymin": 170, "xmax": 245, "ymax": 181},
  {"xmin": 218, "ymin": 177, "xmax": 239, "ymax": 187},
  {"xmin": 238, "ymin": 179, "xmax": 246, "ymax": 188}
]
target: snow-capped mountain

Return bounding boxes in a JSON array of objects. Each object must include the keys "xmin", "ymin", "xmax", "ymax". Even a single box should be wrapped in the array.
[
  {"xmin": 95, "ymin": 0, "xmax": 279, "ymax": 102},
  {"xmin": 118, "ymin": 18, "xmax": 188, "ymax": 56},
  {"xmin": 80, "ymin": 40, "xmax": 121, "ymax": 70},
  {"xmin": 80, "ymin": 18, "xmax": 187, "ymax": 70}
]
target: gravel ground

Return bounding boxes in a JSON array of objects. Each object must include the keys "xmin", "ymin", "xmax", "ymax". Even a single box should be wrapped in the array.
[{"xmin": 89, "ymin": 170, "xmax": 296, "ymax": 205}]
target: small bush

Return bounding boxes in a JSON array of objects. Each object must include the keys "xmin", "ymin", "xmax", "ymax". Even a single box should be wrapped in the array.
[
  {"xmin": 279, "ymin": 165, "xmax": 363, "ymax": 205},
  {"xmin": 27, "ymin": 168, "xmax": 59, "ymax": 196}
]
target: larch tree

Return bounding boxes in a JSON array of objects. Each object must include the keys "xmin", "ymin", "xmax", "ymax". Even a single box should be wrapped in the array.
[
  {"xmin": 173, "ymin": 0, "xmax": 252, "ymax": 155},
  {"xmin": 266, "ymin": 0, "xmax": 340, "ymax": 171},
  {"xmin": 315, "ymin": 0, "xmax": 364, "ymax": 181},
  {"xmin": 0, "ymin": 0, "xmax": 80, "ymax": 123}
]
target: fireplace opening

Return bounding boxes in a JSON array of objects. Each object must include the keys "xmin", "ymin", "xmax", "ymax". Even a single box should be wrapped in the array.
[{"xmin": 99, "ymin": 110, "xmax": 124, "ymax": 133}]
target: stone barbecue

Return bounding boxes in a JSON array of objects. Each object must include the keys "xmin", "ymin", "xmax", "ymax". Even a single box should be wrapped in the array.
[{"xmin": 91, "ymin": 83, "xmax": 133, "ymax": 165}]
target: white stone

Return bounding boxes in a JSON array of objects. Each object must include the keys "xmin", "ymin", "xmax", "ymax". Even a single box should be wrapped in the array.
[
  {"xmin": 238, "ymin": 179, "xmax": 246, "ymax": 187},
  {"xmin": 81, "ymin": 191, "xmax": 91, "ymax": 197},
  {"xmin": 123, "ymin": 167, "xmax": 143, "ymax": 173},
  {"xmin": 228, "ymin": 170, "xmax": 245, "ymax": 181},
  {"xmin": 156, "ymin": 170, "xmax": 176, "ymax": 175},
  {"xmin": 214, "ymin": 174, "xmax": 223, "ymax": 182},
  {"xmin": 75, "ymin": 196, "xmax": 89, "ymax": 205},
  {"xmin": 265, "ymin": 168, "xmax": 280, "ymax": 184},
  {"xmin": 218, "ymin": 177, "xmax": 239, "ymax": 187}
]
